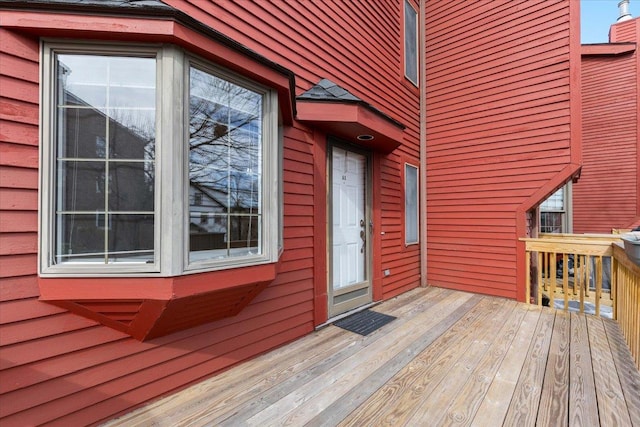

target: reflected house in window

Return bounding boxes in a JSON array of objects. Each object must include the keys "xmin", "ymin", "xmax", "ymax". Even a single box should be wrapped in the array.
[
  {"xmin": 189, "ymin": 182, "xmax": 258, "ymax": 252},
  {"xmin": 188, "ymin": 65, "xmax": 262, "ymax": 260},
  {"xmin": 56, "ymin": 60, "xmax": 155, "ymax": 264}
]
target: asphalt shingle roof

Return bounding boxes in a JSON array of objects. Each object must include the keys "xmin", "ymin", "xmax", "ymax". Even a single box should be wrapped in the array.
[
  {"xmin": 0, "ymin": 0, "xmax": 172, "ymax": 10},
  {"xmin": 297, "ymin": 79, "xmax": 362, "ymax": 103}
]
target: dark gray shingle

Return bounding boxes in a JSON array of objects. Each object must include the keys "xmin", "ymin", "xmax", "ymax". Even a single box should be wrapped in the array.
[{"xmin": 298, "ymin": 78, "xmax": 362, "ymax": 103}]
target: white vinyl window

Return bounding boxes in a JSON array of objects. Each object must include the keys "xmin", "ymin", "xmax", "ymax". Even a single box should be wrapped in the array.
[
  {"xmin": 539, "ymin": 185, "xmax": 571, "ymax": 234},
  {"xmin": 40, "ymin": 42, "xmax": 280, "ymax": 276},
  {"xmin": 405, "ymin": 163, "xmax": 419, "ymax": 245},
  {"xmin": 404, "ymin": 0, "xmax": 419, "ymax": 86}
]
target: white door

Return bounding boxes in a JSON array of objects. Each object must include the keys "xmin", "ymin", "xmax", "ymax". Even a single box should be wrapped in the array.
[{"xmin": 329, "ymin": 146, "xmax": 371, "ymax": 317}]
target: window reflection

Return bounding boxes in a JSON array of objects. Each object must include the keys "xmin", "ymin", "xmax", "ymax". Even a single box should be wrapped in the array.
[
  {"xmin": 54, "ymin": 54, "xmax": 155, "ymax": 264},
  {"xmin": 188, "ymin": 66, "xmax": 262, "ymax": 261}
]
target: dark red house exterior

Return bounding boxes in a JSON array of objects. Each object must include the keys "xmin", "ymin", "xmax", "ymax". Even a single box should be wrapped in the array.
[
  {"xmin": 0, "ymin": 1, "xmax": 580, "ymax": 424},
  {"xmin": 425, "ymin": 0, "xmax": 582, "ymax": 300},
  {"xmin": 574, "ymin": 16, "xmax": 640, "ymax": 234}
]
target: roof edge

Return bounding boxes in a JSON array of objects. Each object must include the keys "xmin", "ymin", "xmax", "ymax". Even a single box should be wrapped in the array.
[
  {"xmin": 0, "ymin": 0, "xmax": 297, "ymax": 115},
  {"xmin": 581, "ymin": 42, "xmax": 636, "ymax": 56}
]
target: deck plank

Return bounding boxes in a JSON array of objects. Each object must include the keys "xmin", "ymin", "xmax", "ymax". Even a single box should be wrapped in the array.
[
  {"xmin": 569, "ymin": 312, "xmax": 599, "ymax": 426},
  {"xmin": 502, "ymin": 308, "xmax": 556, "ymax": 426},
  {"xmin": 103, "ymin": 288, "xmax": 640, "ymax": 427},
  {"xmin": 223, "ymin": 289, "xmax": 474, "ymax": 426},
  {"xmin": 603, "ymin": 318, "xmax": 640, "ymax": 427},
  {"xmin": 437, "ymin": 300, "xmax": 527, "ymax": 426},
  {"xmin": 537, "ymin": 310, "xmax": 571, "ymax": 427},
  {"xmin": 105, "ymin": 287, "xmax": 445, "ymax": 427},
  {"xmin": 406, "ymin": 299, "xmax": 518, "ymax": 425},
  {"xmin": 304, "ymin": 293, "xmax": 482, "ymax": 427},
  {"xmin": 338, "ymin": 296, "xmax": 510, "ymax": 426},
  {"xmin": 205, "ymin": 288, "xmax": 452, "ymax": 425},
  {"xmin": 588, "ymin": 316, "xmax": 633, "ymax": 426},
  {"xmin": 470, "ymin": 304, "xmax": 543, "ymax": 427}
]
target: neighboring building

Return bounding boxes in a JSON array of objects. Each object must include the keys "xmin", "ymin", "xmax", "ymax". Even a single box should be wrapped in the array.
[
  {"xmin": 573, "ymin": 13, "xmax": 640, "ymax": 233},
  {"xmin": 0, "ymin": 0, "xmax": 580, "ymax": 424}
]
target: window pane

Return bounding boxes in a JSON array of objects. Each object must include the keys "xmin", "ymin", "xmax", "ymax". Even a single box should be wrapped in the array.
[
  {"xmin": 58, "ymin": 160, "xmax": 106, "ymax": 212},
  {"xmin": 55, "ymin": 213, "xmax": 106, "ymax": 263},
  {"xmin": 188, "ymin": 65, "xmax": 263, "ymax": 262},
  {"xmin": 108, "ymin": 214, "xmax": 154, "ymax": 262},
  {"xmin": 229, "ymin": 214, "xmax": 260, "ymax": 256},
  {"xmin": 541, "ymin": 212, "xmax": 563, "ymax": 234},
  {"xmin": 541, "ymin": 188, "xmax": 564, "ymax": 211},
  {"xmin": 108, "ymin": 108, "xmax": 155, "ymax": 159},
  {"xmin": 54, "ymin": 53, "xmax": 156, "ymax": 265},
  {"xmin": 404, "ymin": 0, "xmax": 418, "ymax": 85},
  {"xmin": 58, "ymin": 107, "xmax": 107, "ymax": 159},
  {"xmin": 405, "ymin": 164, "xmax": 419, "ymax": 244},
  {"xmin": 108, "ymin": 162, "xmax": 155, "ymax": 211},
  {"xmin": 189, "ymin": 214, "xmax": 228, "ymax": 261}
]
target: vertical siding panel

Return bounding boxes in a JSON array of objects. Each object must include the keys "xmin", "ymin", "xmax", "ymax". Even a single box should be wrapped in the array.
[{"xmin": 425, "ymin": 0, "xmax": 574, "ymax": 299}]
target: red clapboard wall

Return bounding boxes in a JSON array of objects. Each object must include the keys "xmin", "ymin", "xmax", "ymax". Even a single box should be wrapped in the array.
[
  {"xmin": 424, "ymin": 0, "xmax": 581, "ymax": 300},
  {"xmin": 574, "ymin": 17, "xmax": 639, "ymax": 233},
  {"xmin": 0, "ymin": 1, "xmax": 421, "ymax": 425},
  {"xmin": 167, "ymin": 0, "xmax": 424, "ymax": 301}
]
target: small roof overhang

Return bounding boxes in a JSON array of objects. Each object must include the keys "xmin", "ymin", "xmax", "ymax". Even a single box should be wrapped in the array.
[
  {"xmin": 581, "ymin": 42, "xmax": 636, "ymax": 56},
  {"xmin": 296, "ymin": 79, "xmax": 405, "ymax": 153}
]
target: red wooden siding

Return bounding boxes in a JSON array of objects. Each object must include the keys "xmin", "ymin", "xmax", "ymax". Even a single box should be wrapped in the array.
[
  {"xmin": 0, "ymin": 1, "xmax": 421, "ymax": 425},
  {"xmin": 574, "ymin": 40, "xmax": 638, "ymax": 233},
  {"xmin": 425, "ymin": 1, "xmax": 579, "ymax": 300},
  {"xmin": 167, "ymin": 0, "xmax": 423, "ymax": 301}
]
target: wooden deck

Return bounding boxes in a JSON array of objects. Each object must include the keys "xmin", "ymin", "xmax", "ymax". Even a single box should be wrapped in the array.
[{"xmin": 104, "ymin": 287, "xmax": 640, "ymax": 426}]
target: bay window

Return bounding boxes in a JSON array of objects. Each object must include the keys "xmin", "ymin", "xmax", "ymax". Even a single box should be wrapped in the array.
[{"xmin": 40, "ymin": 43, "xmax": 280, "ymax": 276}]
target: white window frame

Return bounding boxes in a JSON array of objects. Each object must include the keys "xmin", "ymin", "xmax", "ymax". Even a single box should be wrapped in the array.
[
  {"xmin": 404, "ymin": 0, "xmax": 419, "ymax": 86},
  {"xmin": 539, "ymin": 184, "xmax": 573, "ymax": 234},
  {"xmin": 405, "ymin": 163, "xmax": 419, "ymax": 245},
  {"xmin": 39, "ymin": 41, "xmax": 280, "ymax": 277},
  {"xmin": 183, "ymin": 56, "xmax": 279, "ymax": 273}
]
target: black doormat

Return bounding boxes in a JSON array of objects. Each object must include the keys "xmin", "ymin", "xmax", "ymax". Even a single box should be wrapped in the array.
[{"xmin": 333, "ymin": 309, "xmax": 396, "ymax": 336}]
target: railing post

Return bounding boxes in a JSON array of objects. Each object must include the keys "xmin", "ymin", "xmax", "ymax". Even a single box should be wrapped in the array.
[
  {"xmin": 595, "ymin": 256, "xmax": 602, "ymax": 317},
  {"xmin": 526, "ymin": 252, "xmax": 531, "ymax": 305},
  {"xmin": 612, "ymin": 255, "xmax": 618, "ymax": 320}
]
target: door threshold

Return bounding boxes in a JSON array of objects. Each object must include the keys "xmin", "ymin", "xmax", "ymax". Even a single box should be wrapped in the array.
[{"xmin": 315, "ymin": 301, "xmax": 381, "ymax": 331}]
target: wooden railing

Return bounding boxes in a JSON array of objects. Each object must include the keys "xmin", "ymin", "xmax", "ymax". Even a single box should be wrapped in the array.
[
  {"xmin": 522, "ymin": 233, "xmax": 640, "ymax": 369},
  {"xmin": 612, "ymin": 243, "xmax": 640, "ymax": 370}
]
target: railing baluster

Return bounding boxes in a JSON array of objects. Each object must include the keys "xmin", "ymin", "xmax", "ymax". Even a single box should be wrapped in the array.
[
  {"xmin": 575, "ymin": 254, "xmax": 582, "ymax": 298},
  {"xmin": 563, "ymin": 253, "xmax": 569, "ymax": 311},
  {"xmin": 584, "ymin": 255, "xmax": 591, "ymax": 300},
  {"xmin": 526, "ymin": 252, "xmax": 531, "ymax": 305},
  {"xmin": 550, "ymin": 252, "xmax": 557, "ymax": 309},
  {"xmin": 595, "ymin": 255, "xmax": 602, "ymax": 317},
  {"xmin": 612, "ymin": 255, "xmax": 618, "ymax": 320},
  {"xmin": 580, "ymin": 256, "xmax": 585, "ymax": 314},
  {"xmin": 537, "ymin": 251, "xmax": 543, "ymax": 306}
]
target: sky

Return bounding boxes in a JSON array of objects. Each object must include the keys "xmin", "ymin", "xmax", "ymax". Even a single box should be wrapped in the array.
[{"xmin": 582, "ymin": 0, "xmax": 640, "ymax": 43}]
